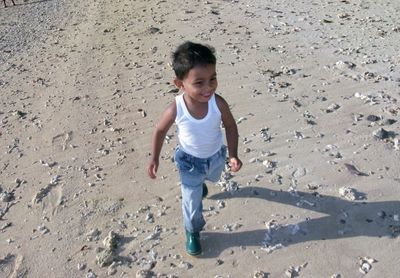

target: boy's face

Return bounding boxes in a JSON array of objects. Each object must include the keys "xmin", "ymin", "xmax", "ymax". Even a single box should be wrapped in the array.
[{"xmin": 174, "ymin": 64, "xmax": 217, "ymax": 103}]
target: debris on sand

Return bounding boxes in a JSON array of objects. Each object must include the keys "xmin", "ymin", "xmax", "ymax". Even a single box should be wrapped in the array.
[
  {"xmin": 358, "ymin": 256, "xmax": 377, "ymax": 274},
  {"xmin": 344, "ymin": 163, "xmax": 368, "ymax": 176},
  {"xmin": 339, "ymin": 187, "xmax": 357, "ymax": 201}
]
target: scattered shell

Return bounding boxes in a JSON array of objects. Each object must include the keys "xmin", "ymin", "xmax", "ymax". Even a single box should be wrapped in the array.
[
  {"xmin": 339, "ymin": 186, "xmax": 356, "ymax": 201},
  {"xmin": 294, "ymin": 131, "xmax": 305, "ymax": 139},
  {"xmin": 307, "ymin": 183, "xmax": 320, "ymax": 190},
  {"xmin": 358, "ymin": 256, "xmax": 376, "ymax": 274},
  {"xmin": 253, "ymin": 270, "xmax": 267, "ymax": 278},
  {"xmin": 223, "ymin": 223, "xmax": 242, "ymax": 232},
  {"xmin": 336, "ymin": 60, "xmax": 356, "ymax": 69},
  {"xmin": 236, "ymin": 117, "xmax": 247, "ymax": 124},
  {"xmin": 325, "ymin": 103, "xmax": 341, "ymax": 113},
  {"xmin": 292, "ymin": 167, "xmax": 306, "ymax": 179},
  {"xmin": 37, "ymin": 224, "xmax": 49, "ymax": 235},
  {"xmin": 86, "ymin": 271, "xmax": 97, "ymax": 278}
]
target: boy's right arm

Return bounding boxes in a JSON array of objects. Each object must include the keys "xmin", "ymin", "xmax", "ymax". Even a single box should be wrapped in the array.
[{"xmin": 147, "ymin": 102, "xmax": 176, "ymax": 179}]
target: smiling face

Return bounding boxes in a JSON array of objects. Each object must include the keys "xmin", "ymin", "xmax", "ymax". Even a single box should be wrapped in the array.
[{"xmin": 174, "ymin": 64, "xmax": 218, "ymax": 103}]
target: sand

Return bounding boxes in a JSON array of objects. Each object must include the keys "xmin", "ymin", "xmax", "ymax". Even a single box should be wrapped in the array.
[{"xmin": 1, "ymin": 0, "xmax": 399, "ymax": 277}]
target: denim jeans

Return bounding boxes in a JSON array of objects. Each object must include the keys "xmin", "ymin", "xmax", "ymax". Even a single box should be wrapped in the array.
[{"xmin": 174, "ymin": 145, "xmax": 227, "ymax": 233}]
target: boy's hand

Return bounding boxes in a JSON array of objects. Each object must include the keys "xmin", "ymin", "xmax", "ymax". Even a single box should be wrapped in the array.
[
  {"xmin": 229, "ymin": 157, "xmax": 242, "ymax": 172},
  {"xmin": 147, "ymin": 160, "xmax": 159, "ymax": 179}
]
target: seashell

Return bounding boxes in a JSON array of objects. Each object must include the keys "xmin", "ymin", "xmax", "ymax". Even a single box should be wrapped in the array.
[
  {"xmin": 236, "ymin": 117, "xmax": 247, "ymax": 124},
  {"xmin": 294, "ymin": 131, "xmax": 305, "ymax": 139},
  {"xmin": 358, "ymin": 256, "xmax": 376, "ymax": 274},
  {"xmin": 253, "ymin": 270, "xmax": 267, "ymax": 278},
  {"xmin": 339, "ymin": 186, "xmax": 356, "ymax": 200},
  {"xmin": 292, "ymin": 167, "xmax": 306, "ymax": 179},
  {"xmin": 336, "ymin": 60, "xmax": 356, "ymax": 69}
]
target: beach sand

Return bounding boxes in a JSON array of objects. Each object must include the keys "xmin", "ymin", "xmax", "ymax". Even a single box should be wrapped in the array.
[{"xmin": 1, "ymin": 0, "xmax": 399, "ymax": 277}]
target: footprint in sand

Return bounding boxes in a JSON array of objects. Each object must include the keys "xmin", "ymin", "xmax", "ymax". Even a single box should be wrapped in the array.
[{"xmin": 0, "ymin": 254, "xmax": 27, "ymax": 278}]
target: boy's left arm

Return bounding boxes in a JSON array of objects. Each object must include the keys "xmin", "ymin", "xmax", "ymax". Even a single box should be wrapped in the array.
[{"xmin": 216, "ymin": 94, "xmax": 242, "ymax": 172}]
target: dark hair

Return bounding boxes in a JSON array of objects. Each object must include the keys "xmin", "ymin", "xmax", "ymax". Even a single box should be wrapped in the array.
[{"xmin": 172, "ymin": 41, "xmax": 216, "ymax": 80}]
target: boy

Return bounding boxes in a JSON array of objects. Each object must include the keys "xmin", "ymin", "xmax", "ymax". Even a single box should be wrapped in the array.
[{"xmin": 147, "ymin": 41, "xmax": 242, "ymax": 256}]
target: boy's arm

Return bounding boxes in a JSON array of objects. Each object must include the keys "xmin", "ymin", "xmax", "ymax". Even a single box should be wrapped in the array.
[
  {"xmin": 147, "ymin": 102, "xmax": 176, "ymax": 179},
  {"xmin": 215, "ymin": 94, "xmax": 242, "ymax": 172}
]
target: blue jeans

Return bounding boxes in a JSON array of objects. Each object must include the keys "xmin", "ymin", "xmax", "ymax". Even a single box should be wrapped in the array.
[{"xmin": 174, "ymin": 145, "xmax": 227, "ymax": 233}]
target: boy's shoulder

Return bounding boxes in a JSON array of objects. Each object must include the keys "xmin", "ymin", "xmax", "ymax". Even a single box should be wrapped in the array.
[
  {"xmin": 214, "ymin": 93, "xmax": 229, "ymax": 111},
  {"xmin": 160, "ymin": 100, "xmax": 177, "ymax": 121},
  {"xmin": 166, "ymin": 100, "xmax": 177, "ymax": 114}
]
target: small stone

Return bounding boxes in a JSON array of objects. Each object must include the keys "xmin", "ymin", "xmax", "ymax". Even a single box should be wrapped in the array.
[
  {"xmin": 383, "ymin": 119, "xmax": 397, "ymax": 125},
  {"xmin": 373, "ymin": 128, "xmax": 395, "ymax": 140},
  {"xmin": 0, "ymin": 191, "xmax": 14, "ymax": 202},
  {"xmin": 366, "ymin": 115, "xmax": 380, "ymax": 122}
]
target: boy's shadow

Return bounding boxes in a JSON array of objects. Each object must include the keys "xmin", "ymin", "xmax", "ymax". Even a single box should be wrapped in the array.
[{"xmin": 201, "ymin": 186, "xmax": 399, "ymax": 258}]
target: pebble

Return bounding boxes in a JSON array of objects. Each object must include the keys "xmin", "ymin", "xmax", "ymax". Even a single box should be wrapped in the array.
[
  {"xmin": 373, "ymin": 128, "xmax": 395, "ymax": 140},
  {"xmin": 86, "ymin": 272, "xmax": 97, "ymax": 278},
  {"xmin": 0, "ymin": 191, "xmax": 14, "ymax": 202},
  {"xmin": 366, "ymin": 115, "xmax": 380, "ymax": 122},
  {"xmin": 336, "ymin": 60, "xmax": 356, "ymax": 69},
  {"xmin": 96, "ymin": 248, "xmax": 117, "ymax": 267}
]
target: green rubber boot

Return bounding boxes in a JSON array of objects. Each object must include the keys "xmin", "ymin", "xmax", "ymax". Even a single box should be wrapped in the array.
[
  {"xmin": 185, "ymin": 230, "xmax": 201, "ymax": 256},
  {"xmin": 202, "ymin": 183, "xmax": 208, "ymax": 199}
]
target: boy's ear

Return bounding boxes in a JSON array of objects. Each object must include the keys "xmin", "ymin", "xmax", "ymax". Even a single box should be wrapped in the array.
[{"xmin": 174, "ymin": 79, "xmax": 183, "ymax": 89}]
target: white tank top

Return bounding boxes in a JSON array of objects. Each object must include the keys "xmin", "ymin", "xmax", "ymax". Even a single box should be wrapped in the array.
[{"xmin": 175, "ymin": 94, "xmax": 223, "ymax": 158}]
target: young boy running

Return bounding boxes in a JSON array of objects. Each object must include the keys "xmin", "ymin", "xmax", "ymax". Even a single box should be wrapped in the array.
[{"xmin": 147, "ymin": 41, "xmax": 242, "ymax": 256}]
